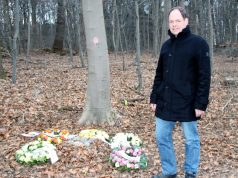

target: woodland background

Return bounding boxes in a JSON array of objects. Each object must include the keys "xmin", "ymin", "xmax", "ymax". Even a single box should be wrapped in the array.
[{"xmin": 0, "ymin": 0, "xmax": 238, "ymax": 178}]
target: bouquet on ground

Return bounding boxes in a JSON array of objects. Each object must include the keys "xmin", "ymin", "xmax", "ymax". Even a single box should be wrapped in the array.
[
  {"xmin": 110, "ymin": 133, "xmax": 142, "ymax": 149},
  {"xmin": 79, "ymin": 129, "xmax": 110, "ymax": 143},
  {"xmin": 109, "ymin": 146, "xmax": 147, "ymax": 171},
  {"xmin": 15, "ymin": 139, "xmax": 58, "ymax": 166},
  {"xmin": 38, "ymin": 129, "xmax": 69, "ymax": 144}
]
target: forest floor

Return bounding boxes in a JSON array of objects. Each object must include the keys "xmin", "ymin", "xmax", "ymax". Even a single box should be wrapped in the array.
[{"xmin": 0, "ymin": 51, "xmax": 238, "ymax": 178}]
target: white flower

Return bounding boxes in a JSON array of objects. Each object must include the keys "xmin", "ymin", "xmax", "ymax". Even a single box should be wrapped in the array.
[
  {"xmin": 16, "ymin": 150, "xmax": 24, "ymax": 155},
  {"xmin": 134, "ymin": 164, "xmax": 140, "ymax": 169},
  {"xmin": 24, "ymin": 157, "xmax": 31, "ymax": 163},
  {"xmin": 25, "ymin": 152, "xmax": 31, "ymax": 158},
  {"xmin": 110, "ymin": 133, "xmax": 142, "ymax": 148},
  {"xmin": 15, "ymin": 139, "xmax": 57, "ymax": 165},
  {"xmin": 126, "ymin": 163, "xmax": 131, "ymax": 168},
  {"xmin": 115, "ymin": 162, "xmax": 120, "ymax": 168},
  {"xmin": 19, "ymin": 156, "xmax": 24, "ymax": 161},
  {"xmin": 95, "ymin": 131, "xmax": 110, "ymax": 141},
  {"xmin": 32, "ymin": 154, "xmax": 38, "ymax": 160}
]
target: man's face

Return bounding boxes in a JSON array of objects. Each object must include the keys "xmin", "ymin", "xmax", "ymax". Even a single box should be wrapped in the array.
[{"xmin": 168, "ymin": 9, "xmax": 188, "ymax": 36}]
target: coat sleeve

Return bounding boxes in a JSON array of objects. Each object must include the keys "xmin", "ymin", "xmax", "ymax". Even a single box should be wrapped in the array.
[
  {"xmin": 194, "ymin": 39, "xmax": 211, "ymax": 111},
  {"xmin": 150, "ymin": 54, "xmax": 163, "ymax": 104}
]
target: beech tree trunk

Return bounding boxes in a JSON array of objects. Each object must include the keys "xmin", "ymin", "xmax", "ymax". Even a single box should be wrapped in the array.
[
  {"xmin": 12, "ymin": 0, "xmax": 20, "ymax": 84},
  {"xmin": 25, "ymin": 0, "xmax": 31, "ymax": 66},
  {"xmin": 135, "ymin": 0, "xmax": 142, "ymax": 91},
  {"xmin": 79, "ymin": 0, "xmax": 118, "ymax": 125},
  {"xmin": 208, "ymin": 0, "xmax": 214, "ymax": 69}
]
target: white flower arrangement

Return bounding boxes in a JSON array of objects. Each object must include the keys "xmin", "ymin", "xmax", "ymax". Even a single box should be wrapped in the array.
[
  {"xmin": 79, "ymin": 129, "xmax": 110, "ymax": 143},
  {"xmin": 109, "ymin": 146, "xmax": 147, "ymax": 171},
  {"xmin": 110, "ymin": 133, "xmax": 142, "ymax": 149},
  {"xmin": 15, "ymin": 139, "xmax": 58, "ymax": 166}
]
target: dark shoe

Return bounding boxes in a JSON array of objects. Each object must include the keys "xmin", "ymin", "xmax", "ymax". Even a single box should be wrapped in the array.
[
  {"xmin": 152, "ymin": 173, "xmax": 177, "ymax": 178},
  {"xmin": 185, "ymin": 172, "xmax": 196, "ymax": 178}
]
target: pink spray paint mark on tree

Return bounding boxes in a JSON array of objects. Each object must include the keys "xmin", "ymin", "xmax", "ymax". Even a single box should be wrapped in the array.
[{"xmin": 93, "ymin": 37, "xmax": 99, "ymax": 46}]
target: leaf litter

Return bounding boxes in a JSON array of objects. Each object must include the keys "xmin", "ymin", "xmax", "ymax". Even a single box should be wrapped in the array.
[{"xmin": 0, "ymin": 52, "xmax": 238, "ymax": 178}]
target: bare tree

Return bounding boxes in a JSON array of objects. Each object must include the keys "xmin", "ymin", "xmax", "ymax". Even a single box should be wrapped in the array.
[
  {"xmin": 0, "ymin": 0, "xmax": 237, "ymax": 57},
  {"xmin": 20, "ymin": 0, "xmax": 28, "ymax": 54},
  {"xmin": 25, "ymin": 0, "xmax": 32, "ymax": 66},
  {"xmin": 189, "ymin": 0, "xmax": 199, "ymax": 35},
  {"xmin": 64, "ymin": 0, "xmax": 73, "ymax": 67},
  {"xmin": 79, "ymin": 0, "xmax": 118, "ymax": 125},
  {"xmin": 135, "ymin": 0, "xmax": 142, "ymax": 91},
  {"xmin": 179, "ymin": 0, "xmax": 185, "ymax": 8},
  {"xmin": 12, "ymin": 0, "xmax": 20, "ymax": 84},
  {"xmin": 3, "ymin": 0, "xmax": 12, "ymax": 53},
  {"xmin": 152, "ymin": 0, "xmax": 159, "ymax": 57},
  {"xmin": 75, "ymin": 0, "xmax": 85, "ymax": 68},
  {"xmin": 0, "ymin": 37, "xmax": 6, "ymax": 79},
  {"xmin": 31, "ymin": 0, "xmax": 37, "ymax": 48},
  {"xmin": 207, "ymin": 0, "xmax": 214, "ymax": 68},
  {"xmin": 147, "ymin": 3, "xmax": 151, "ymax": 52},
  {"xmin": 112, "ymin": 0, "xmax": 118, "ymax": 59},
  {"xmin": 52, "ymin": 0, "xmax": 65, "ymax": 52},
  {"xmin": 160, "ymin": 0, "xmax": 171, "ymax": 48}
]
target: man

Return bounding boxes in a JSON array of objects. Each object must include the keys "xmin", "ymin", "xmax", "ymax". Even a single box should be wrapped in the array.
[{"xmin": 150, "ymin": 6, "xmax": 211, "ymax": 178}]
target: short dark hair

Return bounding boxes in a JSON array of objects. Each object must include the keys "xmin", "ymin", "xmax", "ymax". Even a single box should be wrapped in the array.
[{"xmin": 168, "ymin": 6, "xmax": 188, "ymax": 19}]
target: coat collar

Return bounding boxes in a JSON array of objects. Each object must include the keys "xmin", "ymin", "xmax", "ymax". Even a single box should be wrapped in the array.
[{"xmin": 168, "ymin": 26, "xmax": 191, "ymax": 39}]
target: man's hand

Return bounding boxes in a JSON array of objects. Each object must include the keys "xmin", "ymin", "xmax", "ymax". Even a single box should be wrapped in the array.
[
  {"xmin": 150, "ymin": 104, "xmax": 157, "ymax": 112},
  {"xmin": 195, "ymin": 109, "xmax": 206, "ymax": 118}
]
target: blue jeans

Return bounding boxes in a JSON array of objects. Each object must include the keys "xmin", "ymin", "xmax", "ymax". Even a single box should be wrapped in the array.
[{"xmin": 155, "ymin": 117, "xmax": 200, "ymax": 175}]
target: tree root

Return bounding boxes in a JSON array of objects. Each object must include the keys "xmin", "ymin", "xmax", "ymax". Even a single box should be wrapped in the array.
[{"xmin": 78, "ymin": 108, "xmax": 120, "ymax": 125}]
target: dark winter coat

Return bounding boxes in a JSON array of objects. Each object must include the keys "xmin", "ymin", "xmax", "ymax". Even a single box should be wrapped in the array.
[{"xmin": 150, "ymin": 26, "xmax": 211, "ymax": 122}]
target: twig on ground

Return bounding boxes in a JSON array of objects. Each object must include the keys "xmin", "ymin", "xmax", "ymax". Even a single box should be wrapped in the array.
[
  {"xmin": 222, "ymin": 95, "xmax": 234, "ymax": 112},
  {"xmin": 128, "ymin": 86, "xmax": 145, "ymax": 96}
]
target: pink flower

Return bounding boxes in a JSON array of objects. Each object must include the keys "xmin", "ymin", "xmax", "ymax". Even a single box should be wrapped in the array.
[
  {"xmin": 133, "ymin": 151, "xmax": 137, "ymax": 156},
  {"xmin": 120, "ymin": 158, "xmax": 125, "ymax": 162},
  {"xmin": 120, "ymin": 161, "xmax": 125, "ymax": 166},
  {"xmin": 116, "ymin": 152, "xmax": 120, "ymax": 156},
  {"xmin": 111, "ymin": 153, "xmax": 116, "ymax": 158},
  {"xmin": 123, "ymin": 160, "xmax": 128, "ymax": 165},
  {"xmin": 130, "ymin": 164, "xmax": 135, "ymax": 169},
  {"xmin": 122, "ymin": 146, "xmax": 126, "ymax": 151}
]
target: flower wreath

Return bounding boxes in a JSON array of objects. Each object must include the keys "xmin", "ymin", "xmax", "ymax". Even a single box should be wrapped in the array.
[
  {"xmin": 15, "ymin": 139, "xmax": 58, "ymax": 166},
  {"xmin": 110, "ymin": 133, "xmax": 142, "ymax": 149},
  {"xmin": 109, "ymin": 146, "xmax": 147, "ymax": 171},
  {"xmin": 38, "ymin": 129, "xmax": 69, "ymax": 144}
]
